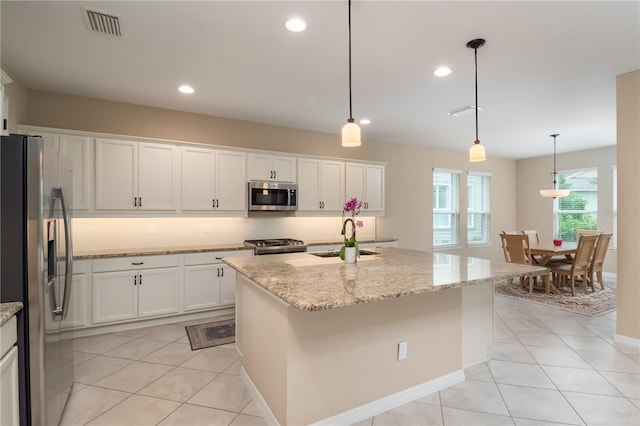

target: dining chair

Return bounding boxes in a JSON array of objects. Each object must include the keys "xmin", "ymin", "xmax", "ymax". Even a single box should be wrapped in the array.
[
  {"xmin": 576, "ymin": 229, "xmax": 603, "ymax": 239},
  {"xmin": 500, "ymin": 232, "xmax": 544, "ymax": 294},
  {"xmin": 549, "ymin": 234, "xmax": 599, "ymax": 296},
  {"xmin": 588, "ymin": 233, "xmax": 612, "ymax": 289},
  {"xmin": 521, "ymin": 230, "xmax": 541, "ymax": 264}
]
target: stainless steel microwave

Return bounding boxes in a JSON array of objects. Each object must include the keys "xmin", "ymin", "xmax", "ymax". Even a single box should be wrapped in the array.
[{"xmin": 248, "ymin": 181, "xmax": 297, "ymax": 211}]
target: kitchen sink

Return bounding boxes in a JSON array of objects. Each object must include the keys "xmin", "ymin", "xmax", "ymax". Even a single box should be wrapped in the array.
[{"xmin": 310, "ymin": 249, "xmax": 378, "ymax": 258}]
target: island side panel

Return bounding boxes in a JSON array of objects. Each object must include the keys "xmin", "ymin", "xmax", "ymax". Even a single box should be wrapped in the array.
[
  {"xmin": 286, "ymin": 288, "xmax": 463, "ymax": 425},
  {"xmin": 236, "ymin": 274, "xmax": 288, "ymax": 423},
  {"xmin": 461, "ymin": 281, "xmax": 495, "ymax": 368}
]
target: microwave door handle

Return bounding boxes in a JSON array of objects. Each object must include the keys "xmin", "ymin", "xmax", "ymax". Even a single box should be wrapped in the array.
[{"xmin": 50, "ymin": 187, "xmax": 73, "ymax": 321}]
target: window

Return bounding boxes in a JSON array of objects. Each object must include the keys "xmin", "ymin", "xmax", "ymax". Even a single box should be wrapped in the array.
[
  {"xmin": 554, "ymin": 167, "xmax": 598, "ymax": 242},
  {"xmin": 467, "ymin": 172, "xmax": 490, "ymax": 245},
  {"xmin": 433, "ymin": 169, "xmax": 460, "ymax": 247}
]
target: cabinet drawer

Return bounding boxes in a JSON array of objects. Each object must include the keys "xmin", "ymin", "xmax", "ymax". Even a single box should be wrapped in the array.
[
  {"xmin": 93, "ymin": 255, "xmax": 180, "ymax": 272},
  {"xmin": 0, "ymin": 316, "xmax": 17, "ymax": 359},
  {"xmin": 184, "ymin": 250, "xmax": 252, "ymax": 266}
]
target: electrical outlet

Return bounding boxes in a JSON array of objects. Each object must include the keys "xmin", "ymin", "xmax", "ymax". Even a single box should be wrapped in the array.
[
  {"xmin": 148, "ymin": 224, "xmax": 157, "ymax": 235},
  {"xmin": 398, "ymin": 341, "xmax": 408, "ymax": 361}
]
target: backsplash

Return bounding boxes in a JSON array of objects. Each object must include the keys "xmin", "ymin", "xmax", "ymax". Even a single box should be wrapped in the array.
[{"xmin": 72, "ymin": 216, "xmax": 377, "ymax": 251}]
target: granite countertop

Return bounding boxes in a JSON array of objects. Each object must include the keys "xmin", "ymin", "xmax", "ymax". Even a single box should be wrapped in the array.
[
  {"xmin": 223, "ymin": 247, "xmax": 547, "ymax": 311},
  {"xmin": 73, "ymin": 238, "xmax": 398, "ymax": 259},
  {"xmin": 1, "ymin": 302, "xmax": 23, "ymax": 326}
]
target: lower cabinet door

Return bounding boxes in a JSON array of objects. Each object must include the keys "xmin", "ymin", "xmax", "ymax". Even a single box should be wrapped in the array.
[
  {"xmin": 184, "ymin": 265, "xmax": 221, "ymax": 312},
  {"xmin": 0, "ymin": 346, "xmax": 19, "ymax": 426},
  {"xmin": 93, "ymin": 271, "xmax": 138, "ymax": 324},
  {"xmin": 219, "ymin": 265, "xmax": 236, "ymax": 306},
  {"xmin": 61, "ymin": 273, "xmax": 87, "ymax": 329},
  {"xmin": 138, "ymin": 268, "xmax": 180, "ymax": 318}
]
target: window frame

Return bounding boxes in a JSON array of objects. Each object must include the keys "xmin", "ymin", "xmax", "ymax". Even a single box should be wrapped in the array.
[
  {"xmin": 467, "ymin": 171, "xmax": 491, "ymax": 246},
  {"xmin": 433, "ymin": 168, "xmax": 461, "ymax": 248},
  {"xmin": 553, "ymin": 167, "xmax": 598, "ymax": 242}
]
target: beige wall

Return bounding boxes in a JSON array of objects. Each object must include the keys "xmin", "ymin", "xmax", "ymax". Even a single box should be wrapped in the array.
[
  {"xmin": 616, "ymin": 70, "xmax": 640, "ymax": 340},
  {"xmin": 516, "ymin": 146, "xmax": 617, "ymax": 273},
  {"xmin": 20, "ymin": 90, "xmax": 517, "ymax": 261}
]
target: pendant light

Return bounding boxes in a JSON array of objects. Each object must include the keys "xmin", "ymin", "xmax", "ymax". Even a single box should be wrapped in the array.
[
  {"xmin": 540, "ymin": 134, "xmax": 570, "ymax": 198},
  {"xmin": 467, "ymin": 38, "xmax": 486, "ymax": 162},
  {"xmin": 341, "ymin": 0, "xmax": 361, "ymax": 147}
]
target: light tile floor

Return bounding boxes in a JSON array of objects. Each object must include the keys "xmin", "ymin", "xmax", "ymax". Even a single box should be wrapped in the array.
[{"xmin": 61, "ymin": 293, "xmax": 640, "ymax": 426}]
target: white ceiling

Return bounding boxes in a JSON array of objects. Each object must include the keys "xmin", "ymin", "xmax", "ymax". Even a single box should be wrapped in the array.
[{"xmin": 1, "ymin": 1, "xmax": 638, "ymax": 159}]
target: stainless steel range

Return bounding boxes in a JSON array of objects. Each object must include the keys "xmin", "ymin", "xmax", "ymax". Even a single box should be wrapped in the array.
[{"xmin": 244, "ymin": 238, "xmax": 307, "ymax": 255}]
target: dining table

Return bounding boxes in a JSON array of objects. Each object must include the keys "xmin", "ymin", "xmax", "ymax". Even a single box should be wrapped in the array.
[
  {"xmin": 527, "ymin": 241, "xmax": 579, "ymax": 294},
  {"xmin": 529, "ymin": 241, "xmax": 578, "ymax": 266}
]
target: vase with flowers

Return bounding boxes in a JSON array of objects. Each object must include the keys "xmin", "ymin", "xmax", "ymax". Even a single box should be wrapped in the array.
[{"xmin": 339, "ymin": 197, "xmax": 364, "ymax": 263}]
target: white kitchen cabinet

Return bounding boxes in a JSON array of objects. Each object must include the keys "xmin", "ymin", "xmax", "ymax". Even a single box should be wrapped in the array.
[
  {"xmin": 19, "ymin": 130, "xmax": 93, "ymax": 211},
  {"xmin": 60, "ymin": 260, "xmax": 89, "ymax": 329},
  {"xmin": 183, "ymin": 250, "xmax": 252, "ymax": 312},
  {"xmin": 92, "ymin": 255, "xmax": 180, "ymax": 324},
  {"xmin": 181, "ymin": 146, "xmax": 246, "ymax": 212},
  {"xmin": 96, "ymin": 138, "xmax": 178, "ymax": 211},
  {"xmin": 248, "ymin": 153, "xmax": 297, "ymax": 182},
  {"xmin": 345, "ymin": 162, "xmax": 385, "ymax": 215},
  {"xmin": 0, "ymin": 316, "xmax": 19, "ymax": 426},
  {"xmin": 297, "ymin": 158, "xmax": 345, "ymax": 212}
]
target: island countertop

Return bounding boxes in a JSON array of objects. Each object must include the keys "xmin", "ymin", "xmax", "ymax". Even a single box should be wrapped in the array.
[{"xmin": 223, "ymin": 247, "xmax": 546, "ymax": 311}]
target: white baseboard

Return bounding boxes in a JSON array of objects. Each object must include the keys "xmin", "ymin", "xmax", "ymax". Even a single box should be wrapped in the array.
[
  {"xmin": 70, "ymin": 307, "xmax": 234, "ymax": 339},
  {"xmin": 240, "ymin": 367, "xmax": 279, "ymax": 426},
  {"xmin": 241, "ymin": 367, "xmax": 465, "ymax": 426},
  {"xmin": 614, "ymin": 333, "xmax": 640, "ymax": 348}
]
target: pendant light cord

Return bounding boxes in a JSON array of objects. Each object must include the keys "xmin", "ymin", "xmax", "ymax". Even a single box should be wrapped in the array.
[
  {"xmin": 348, "ymin": 0, "xmax": 354, "ymax": 122},
  {"xmin": 474, "ymin": 46, "xmax": 479, "ymax": 142},
  {"xmin": 552, "ymin": 134, "xmax": 558, "ymax": 189}
]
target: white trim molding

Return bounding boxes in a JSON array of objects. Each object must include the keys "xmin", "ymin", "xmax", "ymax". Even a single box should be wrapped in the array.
[
  {"xmin": 241, "ymin": 366, "xmax": 464, "ymax": 426},
  {"xmin": 614, "ymin": 334, "xmax": 640, "ymax": 349},
  {"xmin": 1, "ymin": 69, "xmax": 13, "ymax": 86}
]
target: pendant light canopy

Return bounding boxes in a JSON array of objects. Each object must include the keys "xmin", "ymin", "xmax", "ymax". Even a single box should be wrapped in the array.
[
  {"xmin": 341, "ymin": 0, "xmax": 361, "ymax": 147},
  {"xmin": 540, "ymin": 134, "xmax": 570, "ymax": 198},
  {"xmin": 467, "ymin": 38, "xmax": 486, "ymax": 162}
]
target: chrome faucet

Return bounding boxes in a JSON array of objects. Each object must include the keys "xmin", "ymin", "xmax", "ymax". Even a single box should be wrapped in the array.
[{"xmin": 341, "ymin": 218, "xmax": 356, "ymax": 239}]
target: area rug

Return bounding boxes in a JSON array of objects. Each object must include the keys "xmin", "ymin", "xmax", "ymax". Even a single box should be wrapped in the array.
[
  {"xmin": 185, "ymin": 319, "xmax": 235, "ymax": 350},
  {"xmin": 494, "ymin": 279, "xmax": 616, "ymax": 317}
]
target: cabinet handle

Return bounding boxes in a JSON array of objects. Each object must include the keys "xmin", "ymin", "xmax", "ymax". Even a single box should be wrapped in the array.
[
  {"xmin": 139, "ymin": 197, "xmax": 142, "ymax": 207},
  {"xmin": 213, "ymin": 199, "xmax": 215, "ymax": 208},
  {"xmin": 217, "ymin": 268, "xmax": 220, "ymax": 277},
  {"xmin": 215, "ymin": 257, "xmax": 223, "ymax": 260},
  {"xmin": 132, "ymin": 262, "xmax": 144, "ymax": 265},
  {"xmin": 274, "ymin": 171, "xmax": 277, "ymax": 179},
  {"xmin": 139, "ymin": 274, "xmax": 142, "ymax": 285},
  {"xmin": 134, "ymin": 197, "xmax": 137, "ymax": 207},
  {"xmin": 216, "ymin": 199, "xmax": 220, "ymax": 208},
  {"xmin": 221, "ymin": 268, "xmax": 224, "ymax": 277},
  {"xmin": 134, "ymin": 275, "xmax": 137, "ymax": 285}
]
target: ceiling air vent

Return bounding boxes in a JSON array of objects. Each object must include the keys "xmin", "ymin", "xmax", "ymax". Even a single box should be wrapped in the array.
[{"xmin": 82, "ymin": 7, "xmax": 122, "ymax": 37}]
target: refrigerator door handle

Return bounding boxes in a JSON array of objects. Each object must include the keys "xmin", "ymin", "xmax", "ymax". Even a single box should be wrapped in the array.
[{"xmin": 50, "ymin": 187, "xmax": 73, "ymax": 321}]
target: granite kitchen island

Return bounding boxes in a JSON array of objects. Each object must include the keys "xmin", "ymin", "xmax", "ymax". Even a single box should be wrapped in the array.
[{"xmin": 224, "ymin": 247, "xmax": 547, "ymax": 425}]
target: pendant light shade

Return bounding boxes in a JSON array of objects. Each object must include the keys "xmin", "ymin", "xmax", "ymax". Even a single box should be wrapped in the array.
[
  {"xmin": 540, "ymin": 134, "xmax": 570, "ymax": 198},
  {"xmin": 342, "ymin": 119, "xmax": 361, "ymax": 147},
  {"xmin": 469, "ymin": 140, "xmax": 486, "ymax": 162},
  {"xmin": 467, "ymin": 38, "xmax": 486, "ymax": 162},
  {"xmin": 341, "ymin": 0, "xmax": 361, "ymax": 147}
]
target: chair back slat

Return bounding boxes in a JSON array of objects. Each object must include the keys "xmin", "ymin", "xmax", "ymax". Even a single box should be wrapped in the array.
[
  {"xmin": 521, "ymin": 230, "xmax": 540, "ymax": 245},
  {"xmin": 592, "ymin": 233, "xmax": 612, "ymax": 265},
  {"xmin": 502, "ymin": 233, "xmax": 531, "ymax": 265},
  {"xmin": 573, "ymin": 235, "xmax": 599, "ymax": 268}
]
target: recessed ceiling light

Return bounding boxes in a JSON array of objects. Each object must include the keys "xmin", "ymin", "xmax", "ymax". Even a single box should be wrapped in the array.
[
  {"xmin": 434, "ymin": 66, "xmax": 452, "ymax": 77},
  {"xmin": 178, "ymin": 85, "xmax": 194, "ymax": 94},
  {"xmin": 285, "ymin": 18, "xmax": 306, "ymax": 32},
  {"xmin": 359, "ymin": 119, "xmax": 371, "ymax": 125}
]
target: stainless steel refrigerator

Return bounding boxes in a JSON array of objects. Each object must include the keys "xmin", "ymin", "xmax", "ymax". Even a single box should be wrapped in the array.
[{"xmin": 1, "ymin": 134, "xmax": 74, "ymax": 426}]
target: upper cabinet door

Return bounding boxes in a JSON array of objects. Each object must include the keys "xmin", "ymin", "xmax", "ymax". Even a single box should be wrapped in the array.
[
  {"xmin": 319, "ymin": 160, "xmax": 345, "ymax": 212},
  {"xmin": 138, "ymin": 143, "xmax": 178, "ymax": 210},
  {"xmin": 181, "ymin": 146, "xmax": 216, "ymax": 210},
  {"xmin": 59, "ymin": 134, "xmax": 92, "ymax": 211},
  {"xmin": 95, "ymin": 138, "xmax": 137, "ymax": 210},
  {"xmin": 297, "ymin": 158, "xmax": 344, "ymax": 212},
  {"xmin": 248, "ymin": 154, "xmax": 296, "ymax": 182},
  {"xmin": 346, "ymin": 162, "xmax": 385, "ymax": 215},
  {"xmin": 215, "ymin": 150, "xmax": 246, "ymax": 211}
]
